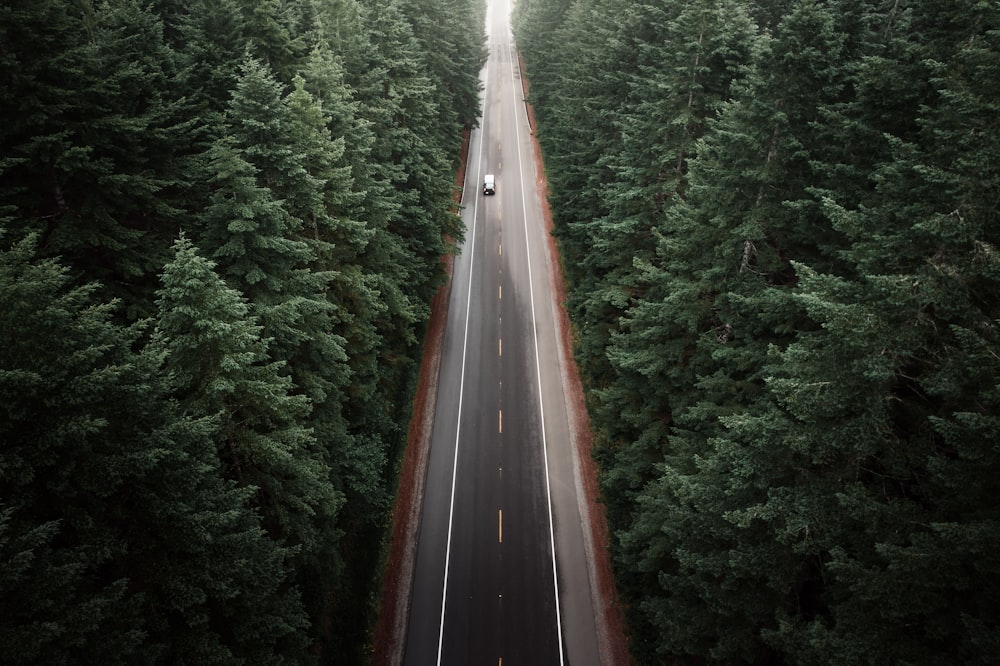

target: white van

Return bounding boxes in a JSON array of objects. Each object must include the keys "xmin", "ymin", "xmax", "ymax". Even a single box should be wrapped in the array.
[{"xmin": 483, "ymin": 174, "xmax": 495, "ymax": 195}]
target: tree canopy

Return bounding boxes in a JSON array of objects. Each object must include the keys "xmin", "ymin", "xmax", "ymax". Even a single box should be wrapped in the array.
[
  {"xmin": 0, "ymin": 0, "xmax": 485, "ymax": 662},
  {"xmin": 516, "ymin": 0, "xmax": 1000, "ymax": 662}
]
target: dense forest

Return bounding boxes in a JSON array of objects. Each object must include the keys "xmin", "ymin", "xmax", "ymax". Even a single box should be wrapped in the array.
[
  {"xmin": 0, "ymin": 0, "xmax": 484, "ymax": 663},
  {"xmin": 515, "ymin": 0, "xmax": 999, "ymax": 663}
]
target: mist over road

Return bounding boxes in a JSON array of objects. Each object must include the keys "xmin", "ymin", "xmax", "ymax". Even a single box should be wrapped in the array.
[{"xmin": 402, "ymin": 0, "xmax": 604, "ymax": 664}]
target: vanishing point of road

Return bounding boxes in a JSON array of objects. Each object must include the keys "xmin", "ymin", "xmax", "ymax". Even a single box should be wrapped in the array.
[{"xmin": 401, "ymin": 0, "xmax": 606, "ymax": 664}]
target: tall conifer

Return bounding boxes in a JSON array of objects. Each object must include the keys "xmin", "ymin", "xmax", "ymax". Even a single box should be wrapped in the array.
[{"xmin": 1, "ymin": 233, "xmax": 311, "ymax": 663}]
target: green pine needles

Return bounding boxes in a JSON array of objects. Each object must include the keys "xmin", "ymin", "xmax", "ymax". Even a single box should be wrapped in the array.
[
  {"xmin": 515, "ymin": 0, "xmax": 1000, "ymax": 663},
  {"xmin": 0, "ymin": 0, "xmax": 485, "ymax": 662}
]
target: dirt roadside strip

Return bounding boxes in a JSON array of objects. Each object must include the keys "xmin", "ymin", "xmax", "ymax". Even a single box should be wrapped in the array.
[
  {"xmin": 368, "ymin": 128, "xmax": 462, "ymax": 665},
  {"xmin": 517, "ymin": 54, "xmax": 631, "ymax": 666},
  {"xmin": 370, "ymin": 60, "xmax": 630, "ymax": 666}
]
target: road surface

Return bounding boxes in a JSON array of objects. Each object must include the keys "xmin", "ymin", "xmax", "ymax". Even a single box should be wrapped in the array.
[{"xmin": 403, "ymin": 0, "xmax": 603, "ymax": 664}]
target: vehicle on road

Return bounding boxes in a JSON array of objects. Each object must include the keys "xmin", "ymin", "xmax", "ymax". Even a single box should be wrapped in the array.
[{"xmin": 483, "ymin": 174, "xmax": 495, "ymax": 195}]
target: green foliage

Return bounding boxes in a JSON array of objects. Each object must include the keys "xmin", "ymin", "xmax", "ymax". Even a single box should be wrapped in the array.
[
  {"xmin": 0, "ymin": 0, "xmax": 188, "ymax": 311},
  {"xmin": 152, "ymin": 237, "xmax": 343, "ymax": 561},
  {"xmin": 520, "ymin": 0, "xmax": 1000, "ymax": 662},
  {"xmin": 0, "ymin": 233, "xmax": 311, "ymax": 664},
  {"xmin": 401, "ymin": 0, "xmax": 486, "ymax": 130},
  {"xmin": 0, "ymin": 0, "xmax": 485, "ymax": 661}
]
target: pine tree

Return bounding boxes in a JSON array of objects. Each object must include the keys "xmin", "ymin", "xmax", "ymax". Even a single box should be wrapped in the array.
[
  {"xmin": 1, "ymin": 0, "xmax": 489, "ymax": 661},
  {"xmin": 760, "ymin": 2, "xmax": 1000, "ymax": 661},
  {"xmin": 196, "ymin": 57, "xmax": 366, "ymax": 647},
  {"xmin": 287, "ymin": 68, "xmax": 401, "ymax": 509},
  {"xmin": 233, "ymin": 0, "xmax": 302, "ymax": 81},
  {"xmin": 606, "ymin": 0, "xmax": 875, "ymax": 660},
  {"xmin": 152, "ymin": 236, "xmax": 343, "ymax": 565},
  {"xmin": 0, "ymin": 237, "xmax": 148, "ymax": 663},
  {"xmin": 171, "ymin": 0, "xmax": 248, "ymax": 121},
  {"xmin": 0, "ymin": 0, "xmax": 187, "ymax": 309},
  {"xmin": 512, "ymin": 0, "xmax": 573, "ymax": 109},
  {"xmin": 300, "ymin": 40, "xmax": 413, "ymax": 374},
  {"xmin": 0, "ymin": 232, "xmax": 311, "ymax": 663},
  {"xmin": 352, "ymin": 0, "xmax": 462, "ymax": 307},
  {"xmin": 583, "ymin": 0, "xmax": 758, "ymax": 446},
  {"xmin": 216, "ymin": 55, "xmax": 365, "ymax": 507},
  {"xmin": 197, "ymin": 135, "xmax": 310, "ymax": 300},
  {"xmin": 399, "ymin": 0, "xmax": 486, "ymax": 132},
  {"xmin": 573, "ymin": 0, "xmax": 1000, "ymax": 662},
  {"xmin": 522, "ymin": 0, "xmax": 629, "ymax": 295}
]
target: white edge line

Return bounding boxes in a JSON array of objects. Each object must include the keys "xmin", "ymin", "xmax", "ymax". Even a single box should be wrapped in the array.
[
  {"xmin": 506, "ymin": 0, "xmax": 566, "ymax": 663},
  {"xmin": 435, "ymin": 5, "xmax": 491, "ymax": 664}
]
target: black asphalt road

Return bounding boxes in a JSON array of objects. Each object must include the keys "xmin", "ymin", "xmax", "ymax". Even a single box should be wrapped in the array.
[{"xmin": 403, "ymin": 1, "xmax": 603, "ymax": 664}]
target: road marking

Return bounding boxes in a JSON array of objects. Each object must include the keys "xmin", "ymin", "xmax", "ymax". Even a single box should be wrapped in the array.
[
  {"xmin": 499, "ymin": 509, "xmax": 503, "ymax": 543},
  {"xmin": 499, "ymin": 409, "xmax": 502, "ymax": 434},
  {"xmin": 431, "ymin": 2, "xmax": 565, "ymax": 663},
  {"xmin": 506, "ymin": 14, "xmax": 566, "ymax": 664},
  {"xmin": 498, "ymin": 242, "xmax": 502, "ymax": 256},
  {"xmin": 499, "ymin": 338, "xmax": 502, "ymax": 357},
  {"xmin": 499, "ymin": 285, "xmax": 502, "ymax": 300},
  {"xmin": 435, "ymin": 25, "xmax": 492, "ymax": 666}
]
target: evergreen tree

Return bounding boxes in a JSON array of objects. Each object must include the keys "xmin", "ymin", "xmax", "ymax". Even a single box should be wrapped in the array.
[
  {"xmin": 761, "ymin": 1, "xmax": 1000, "ymax": 661},
  {"xmin": 0, "ymin": 235, "xmax": 148, "ymax": 663},
  {"xmin": 234, "ymin": 0, "xmax": 303, "ymax": 81},
  {"xmin": 195, "ymin": 126, "xmax": 351, "ymax": 643},
  {"xmin": 0, "ymin": 232, "xmax": 311, "ymax": 664},
  {"xmin": 301, "ymin": 40, "xmax": 413, "ymax": 380},
  {"xmin": 583, "ymin": 0, "xmax": 758, "ymax": 448},
  {"xmin": 512, "ymin": 0, "xmax": 573, "ymax": 110},
  {"xmin": 521, "ymin": 0, "xmax": 628, "ymax": 293},
  {"xmin": 152, "ymin": 236, "xmax": 343, "ymax": 560},
  {"xmin": 201, "ymin": 60, "xmax": 368, "ymax": 648},
  {"xmin": 399, "ymin": 0, "xmax": 486, "ymax": 131},
  {"xmin": 520, "ymin": 0, "xmax": 1000, "ymax": 662},
  {"xmin": 352, "ymin": 0, "xmax": 463, "ymax": 308},
  {"xmin": 2, "ymin": 0, "xmax": 489, "ymax": 660},
  {"xmin": 287, "ymin": 66, "xmax": 397, "ymax": 512},
  {"xmin": 0, "ymin": 0, "xmax": 187, "ymax": 309},
  {"xmin": 171, "ymin": 0, "xmax": 248, "ymax": 123},
  {"xmin": 214, "ymin": 55, "xmax": 363, "ymax": 515},
  {"xmin": 609, "ymin": 2, "xmax": 874, "ymax": 659}
]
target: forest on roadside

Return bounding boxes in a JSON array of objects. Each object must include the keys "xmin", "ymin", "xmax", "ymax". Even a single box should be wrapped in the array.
[
  {"xmin": 514, "ymin": 0, "xmax": 999, "ymax": 663},
  {"xmin": 0, "ymin": 0, "xmax": 484, "ymax": 663}
]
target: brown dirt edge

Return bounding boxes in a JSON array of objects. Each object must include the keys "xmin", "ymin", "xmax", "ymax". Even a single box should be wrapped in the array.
[
  {"xmin": 518, "ymin": 56, "xmax": 631, "ymax": 666},
  {"xmin": 371, "ymin": 56, "xmax": 631, "ymax": 664},
  {"xmin": 368, "ymin": 130, "xmax": 466, "ymax": 666}
]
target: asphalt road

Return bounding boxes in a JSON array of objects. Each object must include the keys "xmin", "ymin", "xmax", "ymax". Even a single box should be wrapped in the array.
[{"xmin": 403, "ymin": 1, "xmax": 603, "ymax": 664}]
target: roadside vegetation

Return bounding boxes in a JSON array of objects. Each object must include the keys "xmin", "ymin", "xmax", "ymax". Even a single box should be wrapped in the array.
[
  {"xmin": 514, "ymin": 0, "xmax": 999, "ymax": 662},
  {"xmin": 0, "ymin": 0, "xmax": 484, "ymax": 663}
]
